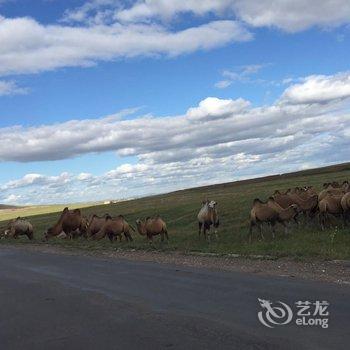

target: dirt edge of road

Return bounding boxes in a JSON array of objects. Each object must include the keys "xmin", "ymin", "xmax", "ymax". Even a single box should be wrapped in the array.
[{"xmin": 1, "ymin": 243, "xmax": 350, "ymax": 285}]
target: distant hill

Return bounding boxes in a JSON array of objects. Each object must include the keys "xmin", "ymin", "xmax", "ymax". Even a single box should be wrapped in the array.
[{"xmin": 0, "ymin": 204, "xmax": 20, "ymax": 210}]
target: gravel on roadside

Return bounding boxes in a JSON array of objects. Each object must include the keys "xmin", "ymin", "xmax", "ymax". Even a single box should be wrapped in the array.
[{"xmin": 2, "ymin": 243, "xmax": 350, "ymax": 285}]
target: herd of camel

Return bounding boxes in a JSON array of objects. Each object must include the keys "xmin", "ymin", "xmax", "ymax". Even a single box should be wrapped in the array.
[
  {"xmin": 249, "ymin": 180, "xmax": 350, "ymax": 241},
  {"xmin": 1, "ymin": 181, "xmax": 349, "ymax": 244},
  {"xmin": 0, "ymin": 199, "xmax": 219, "ymax": 242}
]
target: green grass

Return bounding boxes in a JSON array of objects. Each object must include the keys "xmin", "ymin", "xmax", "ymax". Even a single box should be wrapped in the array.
[
  {"xmin": 0, "ymin": 203, "xmax": 99, "ymax": 222},
  {"xmin": 1, "ymin": 162, "xmax": 350, "ymax": 260}
]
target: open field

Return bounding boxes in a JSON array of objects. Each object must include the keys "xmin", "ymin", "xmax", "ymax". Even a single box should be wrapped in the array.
[
  {"xmin": 1, "ymin": 162, "xmax": 350, "ymax": 260},
  {"xmin": 0, "ymin": 202, "xmax": 100, "ymax": 222}
]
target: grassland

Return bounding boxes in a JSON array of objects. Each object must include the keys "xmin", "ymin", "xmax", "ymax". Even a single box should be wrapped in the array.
[
  {"xmin": 1, "ymin": 162, "xmax": 350, "ymax": 260},
  {"xmin": 0, "ymin": 202, "xmax": 99, "ymax": 222}
]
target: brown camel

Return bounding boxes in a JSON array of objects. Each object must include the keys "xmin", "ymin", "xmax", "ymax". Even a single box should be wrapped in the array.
[
  {"xmin": 87, "ymin": 214, "xmax": 110, "ymax": 238},
  {"xmin": 136, "ymin": 216, "xmax": 168, "ymax": 242},
  {"xmin": 94, "ymin": 215, "xmax": 134, "ymax": 242},
  {"xmin": 318, "ymin": 194, "xmax": 344, "ymax": 230},
  {"xmin": 4, "ymin": 217, "xmax": 34, "ymax": 240},
  {"xmin": 44, "ymin": 207, "xmax": 83, "ymax": 240}
]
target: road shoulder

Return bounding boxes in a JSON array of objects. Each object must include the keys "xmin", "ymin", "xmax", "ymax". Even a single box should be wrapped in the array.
[{"xmin": 1, "ymin": 243, "xmax": 349, "ymax": 286}]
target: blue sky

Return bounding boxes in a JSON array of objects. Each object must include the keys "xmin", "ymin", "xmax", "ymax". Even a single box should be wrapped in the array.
[{"xmin": 0, "ymin": 0, "xmax": 349, "ymax": 205}]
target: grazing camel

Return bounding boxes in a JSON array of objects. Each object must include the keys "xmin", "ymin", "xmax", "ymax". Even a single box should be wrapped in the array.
[
  {"xmin": 341, "ymin": 192, "xmax": 350, "ymax": 224},
  {"xmin": 342, "ymin": 181, "xmax": 349, "ymax": 193},
  {"xmin": 44, "ymin": 207, "xmax": 83, "ymax": 240},
  {"xmin": 4, "ymin": 217, "xmax": 33, "ymax": 240},
  {"xmin": 79, "ymin": 216, "xmax": 89, "ymax": 238},
  {"xmin": 136, "ymin": 216, "xmax": 168, "ymax": 242},
  {"xmin": 249, "ymin": 198, "xmax": 298, "ymax": 242},
  {"xmin": 249, "ymin": 199, "xmax": 280, "ymax": 242},
  {"xmin": 197, "ymin": 200, "xmax": 219, "ymax": 241},
  {"xmin": 319, "ymin": 184, "xmax": 344, "ymax": 201},
  {"xmin": 287, "ymin": 193, "xmax": 318, "ymax": 219},
  {"xmin": 94, "ymin": 215, "xmax": 134, "ymax": 242},
  {"xmin": 318, "ymin": 194, "xmax": 344, "ymax": 230},
  {"xmin": 273, "ymin": 190, "xmax": 295, "ymax": 209},
  {"xmin": 295, "ymin": 186, "xmax": 317, "ymax": 200},
  {"xmin": 87, "ymin": 214, "xmax": 110, "ymax": 238},
  {"xmin": 267, "ymin": 198, "xmax": 299, "ymax": 234}
]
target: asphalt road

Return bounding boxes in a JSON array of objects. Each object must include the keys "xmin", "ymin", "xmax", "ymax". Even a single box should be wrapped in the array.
[{"xmin": 0, "ymin": 247, "xmax": 349, "ymax": 350}]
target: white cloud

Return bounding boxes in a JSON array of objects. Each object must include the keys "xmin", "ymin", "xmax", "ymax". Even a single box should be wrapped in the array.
[
  {"xmin": 115, "ymin": 0, "xmax": 234, "ymax": 23},
  {"xmin": 0, "ymin": 80, "xmax": 28, "ymax": 96},
  {"xmin": 0, "ymin": 15, "xmax": 251, "ymax": 76},
  {"xmin": 214, "ymin": 80, "xmax": 232, "ymax": 89},
  {"xmin": 2, "ymin": 194, "xmax": 22, "ymax": 204},
  {"xmin": 281, "ymin": 72, "xmax": 350, "ymax": 104},
  {"xmin": 1, "ymin": 173, "xmax": 71, "ymax": 190},
  {"xmin": 61, "ymin": 0, "xmax": 120, "ymax": 25},
  {"xmin": 115, "ymin": 0, "xmax": 350, "ymax": 32},
  {"xmin": 0, "ymin": 72, "xmax": 349, "ymax": 164},
  {"xmin": 77, "ymin": 172, "xmax": 93, "ymax": 181},
  {"xmin": 215, "ymin": 64, "xmax": 266, "ymax": 89},
  {"xmin": 232, "ymin": 0, "xmax": 350, "ymax": 32},
  {"xmin": 0, "ymin": 1, "xmax": 348, "ymax": 78},
  {"xmin": 0, "ymin": 71, "xmax": 349, "ymax": 204}
]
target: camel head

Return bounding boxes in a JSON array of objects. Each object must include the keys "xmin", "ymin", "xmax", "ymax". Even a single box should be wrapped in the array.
[
  {"xmin": 208, "ymin": 200, "xmax": 217, "ymax": 209},
  {"xmin": 290, "ymin": 204, "xmax": 299, "ymax": 212},
  {"xmin": 43, "ymin": 229, "xmax": 50, "ymax": 241},
  {"xmin": 135, "ymin": 219, "xmax": 146, "ymax": 235}
]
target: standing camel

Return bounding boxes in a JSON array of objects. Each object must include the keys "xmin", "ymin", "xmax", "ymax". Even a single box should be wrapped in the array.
[{"xmin": 197, "ymin": 200, "xmax": 219, "ymax": 241}]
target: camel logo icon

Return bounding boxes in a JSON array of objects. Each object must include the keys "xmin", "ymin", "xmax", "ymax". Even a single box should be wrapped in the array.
[{"xmin": 258, "ymin": 298, "xmax": 293, "ymax": 328}]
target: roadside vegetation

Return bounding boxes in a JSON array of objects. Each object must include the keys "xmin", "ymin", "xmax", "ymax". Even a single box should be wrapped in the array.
[{"xmin": 1, "ymin": 163, "xmax": 350, "ymax": 260}]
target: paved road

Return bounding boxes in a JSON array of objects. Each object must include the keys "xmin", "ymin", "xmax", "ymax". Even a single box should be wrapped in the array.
[{"xmin": 0, "ymin": 247, "xmax": 349, "ymax": 350}]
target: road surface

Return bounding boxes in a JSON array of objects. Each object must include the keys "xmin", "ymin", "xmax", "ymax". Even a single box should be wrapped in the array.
[{"xmin": 0, "ymin": 246, "xmax": 349, "ymax": 349}]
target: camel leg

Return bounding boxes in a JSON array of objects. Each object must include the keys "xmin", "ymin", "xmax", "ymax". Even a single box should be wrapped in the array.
[
  {"xmin": 202, "ymin": 224, "xmax": 207, "ymax": 241},
  {"xmin": 282, "ymin": 221, "xmax": 288, "ymax": 236},
  {"xmin": 160, "ymin": 232, "xmax": 164, "ymax": 242},
  {"xmin": 107, "ymin": 232, "xmax": 114, "ymax": 242},
  {"xmin": 26, "ymin": 230, "xmax": 34, "ymax": 241},
  {"xmin": 205, "ymin": 224, "xmax": 211, "ymax": 243},
  {"xmin": 164, "ymin": 229, "xmax": 169, "ymax": 241},
  {"xmin": 259, "ymin": 223, "xmax": 264, "ymax": 241},
  {"xmin": 344, "ymin": 212, "xmax": 350, "ymax": 226},
  {"xmin": 11, "ymin": 229, "xmax": 18, "ymax": 239},
  {"xmin": 271, "ymin": 222, "xmax": 276, "ymax": 239},
  {"xmin": 96, "ymin": 232, "xmax": 106, "ymax": 241},
  {"xmin": 320, "ymin": 213, "xmax": 326, "ymax": 231},
  {"xmin": 294, "ymin": 216, "xmax": 299, "ymax": 227},
  {"xmin": 123, "ymin": 231, "xmax": 131, "ymax": 242},
  {"xmin": 249, "ymin": 222, "xmax": 254, "ymax": 243},
  {"xmin": 343, "ymin": 213, "xmax": 347, "ymax": 227},
  {"xmin": 198, "ymin": 222, "xmax": 202, "ymax": 238}
]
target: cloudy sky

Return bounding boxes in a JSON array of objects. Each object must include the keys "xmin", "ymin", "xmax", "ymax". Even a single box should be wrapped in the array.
[{"xmin": 0, "ymin": 0, "xmax": 349, "ymax": 205}]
